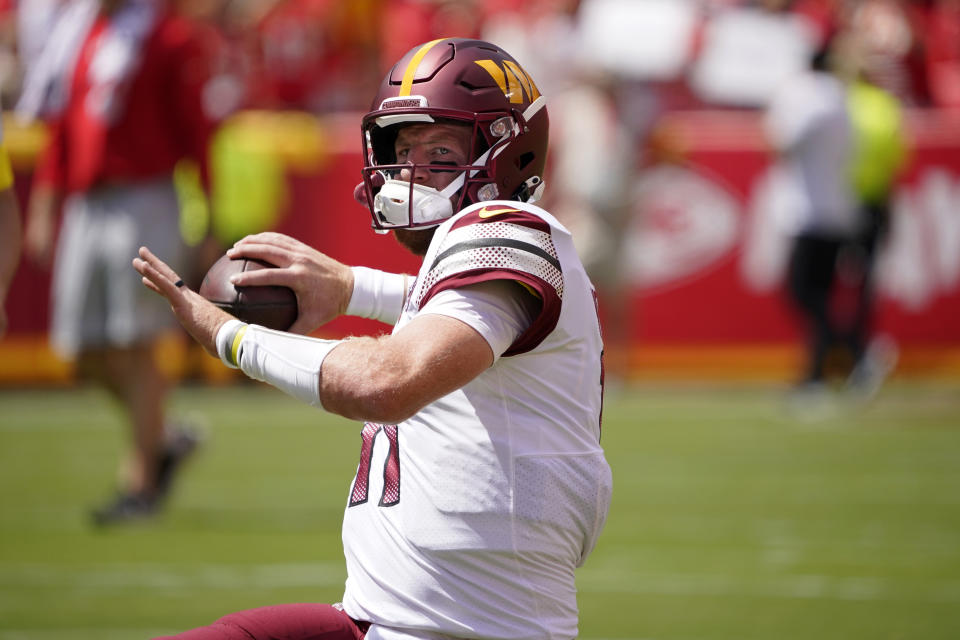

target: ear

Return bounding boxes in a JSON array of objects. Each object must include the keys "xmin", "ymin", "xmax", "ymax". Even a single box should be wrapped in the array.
[{"xmin": 353, "ymin": 182, "xmax": 369, "ymax": 207}]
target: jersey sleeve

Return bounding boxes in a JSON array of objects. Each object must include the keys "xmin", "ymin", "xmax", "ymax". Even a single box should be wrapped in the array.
[
  {"xmin": 414, "ymin": 205, "xmax": 563, "ymax": 356},
  {"xmin": 419, "ymin": 280, "xmax": 539, "ymax": 362}
]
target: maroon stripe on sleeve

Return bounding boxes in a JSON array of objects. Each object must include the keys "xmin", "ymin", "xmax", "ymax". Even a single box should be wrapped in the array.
[{"xmin": 420, "ymin": 268, "xmax": 562, "ymax": 356}]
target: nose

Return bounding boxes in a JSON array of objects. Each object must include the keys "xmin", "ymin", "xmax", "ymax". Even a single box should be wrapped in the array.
[
  {"xmin": 398, "ymin": 147, "xmax": 431, "ymax": 184},
  {"xmin": 398, "ymin": 164, "xmax": 423, "ymax": 183}
]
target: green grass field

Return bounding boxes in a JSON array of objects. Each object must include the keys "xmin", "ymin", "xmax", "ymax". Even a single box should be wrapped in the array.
[{"xmin": 1, "ymin": 380, "xmax": 958, "ymax": 639}]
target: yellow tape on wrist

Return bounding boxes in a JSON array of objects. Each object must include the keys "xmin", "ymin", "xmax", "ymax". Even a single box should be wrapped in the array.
[{"xmin": 230, "ymin": 325, "xmax": 248, "ymax": 368}]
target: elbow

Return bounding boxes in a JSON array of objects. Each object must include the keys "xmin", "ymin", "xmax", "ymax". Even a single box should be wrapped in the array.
[
  {"xmin": 351, "ymin": 389, "xmax": 422, "ymax": 424},
  {"xmin": 323, "ymin": 359, "xmax": 427, "ymax": 424}
]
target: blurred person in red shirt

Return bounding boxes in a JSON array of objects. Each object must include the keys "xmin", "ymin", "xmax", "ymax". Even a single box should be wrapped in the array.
[
  {"xmin": 23, "ymin": 0, "xmax": 226, "ymax": 525},
  {"xmin": 240, "ymin": 0, "xmax": 379, "ymax": 112}
]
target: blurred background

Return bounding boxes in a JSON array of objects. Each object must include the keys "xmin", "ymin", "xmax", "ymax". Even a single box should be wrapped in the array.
[
  {"xmin": 0, "ymin": 0, "xmax": 958, "ymax": 638},
  {"xmin": 2, "ymin": 0, "xmax": 959, "ymax": 385}
]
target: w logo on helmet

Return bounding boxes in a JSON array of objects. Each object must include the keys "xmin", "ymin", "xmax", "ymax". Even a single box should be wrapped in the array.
[{"xmin": 475, "ymin": 60, "xmax": 541, "ymax": 105}]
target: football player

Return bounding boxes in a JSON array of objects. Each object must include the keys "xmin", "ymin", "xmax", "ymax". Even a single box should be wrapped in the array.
[{"xmin": 136, "ymin": 38, "xmax": 612, "ymax": 640}]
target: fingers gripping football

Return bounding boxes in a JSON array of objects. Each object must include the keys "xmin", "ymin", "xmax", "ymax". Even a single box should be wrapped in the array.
[
  {"xmin": 133, "ymin": 246, "xmax": 231, "ymax": 356},
  {"xmin": 227, "ymin": 233, "xmax": 354, "ymax": 334}
]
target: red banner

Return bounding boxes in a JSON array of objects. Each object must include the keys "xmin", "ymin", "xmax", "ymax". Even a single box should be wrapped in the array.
[{"xmin": 5, "ymin": 109, "xmax": 959, "ymax": 380}]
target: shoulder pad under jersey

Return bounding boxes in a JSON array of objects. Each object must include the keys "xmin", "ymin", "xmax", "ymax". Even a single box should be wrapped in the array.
[{"xmin": 416, "ymin": 203, "xmax": 564, "ymax": 355}]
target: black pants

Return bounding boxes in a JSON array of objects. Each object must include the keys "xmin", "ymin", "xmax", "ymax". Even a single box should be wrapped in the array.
[
  {"xmin": 787, "ymin": 232, "xmax": 862, "ymax": 383},
  {"xmin": 849, "ymin": 202, "xmax": 888, "ymax": 362}
]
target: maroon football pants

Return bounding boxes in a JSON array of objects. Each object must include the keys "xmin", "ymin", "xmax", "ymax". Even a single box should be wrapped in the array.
[{"xmin": 154, "ymin": 603, "xmax": 369, "ymax": 640}]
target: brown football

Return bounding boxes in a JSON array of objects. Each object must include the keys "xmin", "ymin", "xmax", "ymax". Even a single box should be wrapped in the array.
[{"xmin": 198, "ymin": 254, "xmax": 298, "ymax": 331}]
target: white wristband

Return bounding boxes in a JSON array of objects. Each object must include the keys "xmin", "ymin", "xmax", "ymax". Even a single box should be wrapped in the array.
[
  {"xmin": 218, "ymin": 322, "xmax": 342, "ymax": 408},
  {"xmin": 346, "ymin": 266, "xmax": 408, "ymax": 325}
]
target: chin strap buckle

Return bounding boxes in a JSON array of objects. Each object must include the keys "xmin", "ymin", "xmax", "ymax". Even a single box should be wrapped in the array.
[{"xmin": 516, "ymin": 176, "xmax": 544, "ymax": 203}]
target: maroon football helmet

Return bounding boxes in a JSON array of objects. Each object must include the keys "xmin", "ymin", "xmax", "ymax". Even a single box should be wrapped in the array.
[{"xmin": 359, "ymin": 38, "xmax": 549, "ymax": 230}]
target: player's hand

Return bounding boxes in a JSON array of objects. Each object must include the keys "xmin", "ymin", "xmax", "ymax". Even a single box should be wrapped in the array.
[
  {"xmin": 24, "ymin": 187, "xmax": 58, "ymax": 268},
  {"xmin": 133, "ymin": 246, "xmax": 232, "ymax": 357},
  {"xmin": 227, "ymin": 232, "xmax": 353, "ymax": 335}
]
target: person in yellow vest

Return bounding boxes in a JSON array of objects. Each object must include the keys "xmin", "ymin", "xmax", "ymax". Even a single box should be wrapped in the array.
[
  {"xmin": 844, "ymin": 70, "xmax": 908, "ymax": 395},
  {"xmin": 848, "ymin": 79, "xmax": 907, "ymax": 256}
]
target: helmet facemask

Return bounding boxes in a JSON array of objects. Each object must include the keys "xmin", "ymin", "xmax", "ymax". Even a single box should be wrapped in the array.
[{"xmin": 360, "ymin": 110, "xmax": 529, "ymax": 231}]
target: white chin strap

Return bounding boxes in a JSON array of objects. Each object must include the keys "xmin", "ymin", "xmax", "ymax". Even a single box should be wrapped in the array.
[{"xmin": 373, "ymin": 177, "xmax": 461, "ymax": 228}]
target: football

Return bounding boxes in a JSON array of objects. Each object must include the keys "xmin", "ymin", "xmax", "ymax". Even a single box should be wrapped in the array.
[{"xmin": 198, "ymin": 254, "xmax": 298, "ymax": 331}]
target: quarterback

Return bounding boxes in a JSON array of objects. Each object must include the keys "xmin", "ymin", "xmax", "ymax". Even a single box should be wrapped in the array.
[{"xmin": 137, "ymin": 38, "xmax": 612, "ymax": 640}]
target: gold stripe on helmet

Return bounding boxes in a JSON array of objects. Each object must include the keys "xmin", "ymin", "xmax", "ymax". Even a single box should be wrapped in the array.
[
  {"xmin": 505, "ymin": 60, "xmax": 540, "ymax": 102},
  {"xmin": 475, "ymin": 59, "xmax": 539, "ymax": 104},
  {"xmin": 475, "ymin": 60, "xmax": 508, "ymax": 96},
  {"xmin": 400, "ymin": 38, "xmax": 446, "ymax": 97}
]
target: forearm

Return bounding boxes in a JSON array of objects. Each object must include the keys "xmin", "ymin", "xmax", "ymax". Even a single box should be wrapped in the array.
[
  {"xmin": 24, "ymin": 183, "xmax": 62, "ymax": 266},
  {"xmin": 217, "ymin": 314, "xmax": 492, "ymax": 424},
  {"xmin": 218, "ymin": 322, "xmax": 427, "ymax": 423}
]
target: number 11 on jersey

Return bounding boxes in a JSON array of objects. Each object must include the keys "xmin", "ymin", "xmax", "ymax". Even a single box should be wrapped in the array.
[{"xmin": 349, "ymin": 423, "xmax": 401, "ymax": 507}]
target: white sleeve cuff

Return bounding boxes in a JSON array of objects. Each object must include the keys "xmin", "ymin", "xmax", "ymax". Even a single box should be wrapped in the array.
[{"xmin": 346, "ymin": 266, "xmax": 408, "ymax": 325}]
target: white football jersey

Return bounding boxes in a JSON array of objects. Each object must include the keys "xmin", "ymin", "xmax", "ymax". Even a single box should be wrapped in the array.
[{"xmin": 341, "ymin": 201, "xmax": 612, "ymax": 640}]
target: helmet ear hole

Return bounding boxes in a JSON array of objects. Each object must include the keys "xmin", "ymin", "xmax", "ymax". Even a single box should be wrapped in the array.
[{"xmin": 515, "ymin": 151, "xmax": 536, "ymax": 171}]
